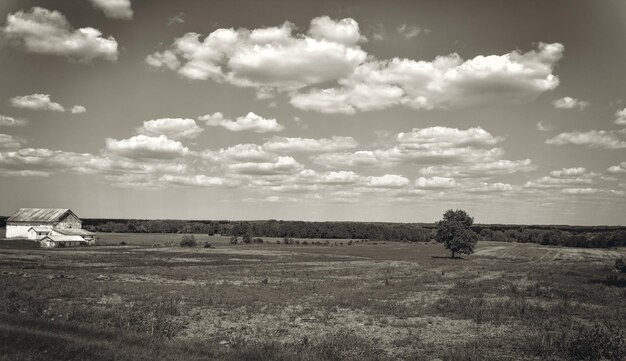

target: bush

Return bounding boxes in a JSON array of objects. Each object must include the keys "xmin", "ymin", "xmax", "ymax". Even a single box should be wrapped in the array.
[
  {"xmin": 179, "ymin": 235, "xmax": 196, "ymax": 247},
  {"xmin": 562, "ymin": 322, "xmax": 625, "ymax": 361},
  {"xmin": 203, "ymin": 241, "xmax": 212, "ymax": 248},
  {"xmin": 254, "ymin": 238, "xmax": 264, "ymax": 243},
  {"xmin": 119, "ymin": 241, "xmax": 126, "ymax": 246},
  {"xmin": 615, "ymin": 258, "xmax": 626, "ymax": 273},
  {"xmin": 242, "ymin": 234, "xmax": 252, "ymax": 244},
  {"xmin": 230, "ymin": 236, "xmax": 238, "ymax": 245},
  {"xmin": 282, "ymin": 237, "xmax": 293, "ymax": 245}
]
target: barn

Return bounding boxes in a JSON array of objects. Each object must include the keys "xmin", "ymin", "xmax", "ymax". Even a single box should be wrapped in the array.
[{"xmin": 6, "ymin": 208, "xmax": 96, "ymax": 245}]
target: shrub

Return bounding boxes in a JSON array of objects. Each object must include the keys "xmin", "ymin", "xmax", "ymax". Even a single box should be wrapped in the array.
[
  {"xmin": 301, "ymin": 240, "xmax": 308, "ymax": 245},
  {"xmin": 254, "ymin": 238, "xmax": 264, "ymax": 243},
  {"xmin": 230, "ymin": 236, "xmax": 238, "ymax": 245},
  {"xmin": 119, "ymin": 241, "xmax": 126, "ymax": 246},
  {"xmin": 179, "ymin": 235, "xmax": 196, "ymax": 247},
  {"xmin": 615, "ymin": 258, "xmax": 626, "ymax": 273},
  {"xmin": 203, "ymin": 241, "xmax": 212, "ymax": 248},
  {"xmin": 282, "ymin": 237, "xmax": 293, "ymax": 245},
  {"xmin": 242, "ymin": 234, "xmax": 252, "ymax": 244}
]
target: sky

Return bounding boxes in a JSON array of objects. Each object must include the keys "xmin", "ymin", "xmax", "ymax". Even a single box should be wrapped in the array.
[{"xmin": 0, "ymin": 0, "xmax": 625, "ymax": 225}]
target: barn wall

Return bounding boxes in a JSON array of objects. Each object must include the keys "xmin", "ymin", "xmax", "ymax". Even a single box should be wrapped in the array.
[
  {"xmin": 7, "ymin": 225, "xmax": 36, "ymax": 238},
  {"xmin": 58, "ymin": 214, "xmax": 82, "ymax": 229}
]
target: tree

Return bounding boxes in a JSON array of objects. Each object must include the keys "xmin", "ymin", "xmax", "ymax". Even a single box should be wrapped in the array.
[{"xmin": 435, "ymin": 209, "xmax": 478, "ymax": 258}]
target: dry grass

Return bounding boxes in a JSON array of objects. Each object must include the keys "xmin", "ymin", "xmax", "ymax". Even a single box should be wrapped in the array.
[{"xmin": 0, "ymin": 238, "xmax": 625, "ymax": 360}]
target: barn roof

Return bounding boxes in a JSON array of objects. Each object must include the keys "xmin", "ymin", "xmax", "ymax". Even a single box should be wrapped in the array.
[
  {"xmin": 40, "ymin": 235, "xmax": 86, "ymax": 242},
  {"xmin": 7, "ymin": 208, "xmax": 75, "ymax": 223},
  {"xmin": 28, "ymin": 226, "xmax": 52, "ymax": 232},
  {"xmin": 52, "ymin": 228, "xmax": 94, "ymax": 236}
]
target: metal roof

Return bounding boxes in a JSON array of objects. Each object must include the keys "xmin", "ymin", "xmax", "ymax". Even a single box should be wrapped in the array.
[
  {"xmin": 41, "ymin": 235, "xmax": 86, "ymax": 242},
  {"xmin": 28, "ymin": 226, "xmax": 52, "ymax": 232},
  {"xmin": 52, "ymin": 228, "xmax": 94, "ymax": 236},
  {"xmin": 7, "ymin": 208, "xmax": 75, "ymax": 223}
]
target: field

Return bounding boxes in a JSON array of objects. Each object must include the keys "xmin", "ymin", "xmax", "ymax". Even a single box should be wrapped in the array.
[{"xmin": 1, "ymin": 234, "xmax": 625, "ymax": 360}]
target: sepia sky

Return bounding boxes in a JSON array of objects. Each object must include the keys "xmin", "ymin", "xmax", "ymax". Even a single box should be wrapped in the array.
[{"xmin": 0, "ymin": 0, "xmax": 625, "ymax": 225}]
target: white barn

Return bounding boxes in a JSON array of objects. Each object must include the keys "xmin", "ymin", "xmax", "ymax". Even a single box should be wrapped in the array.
[{"xmin": 6, "ymin": 208, "xmax": 96, "ymax": 246}]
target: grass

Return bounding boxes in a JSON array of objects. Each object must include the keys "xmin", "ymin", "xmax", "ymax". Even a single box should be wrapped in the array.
[{"xmin": 0, "ymin": 236, "xmax": 625, "ymax": 360}]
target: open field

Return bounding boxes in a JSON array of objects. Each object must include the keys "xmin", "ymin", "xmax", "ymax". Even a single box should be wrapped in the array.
[{"xmin": 1, "ymin": 239, "xmax": 625, "ymax": 360}]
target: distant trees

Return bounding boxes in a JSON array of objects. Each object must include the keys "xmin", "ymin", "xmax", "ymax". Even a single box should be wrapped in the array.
[{"xmin": 436, "ymin": 209, "xmax": 478, "ymax": 258}]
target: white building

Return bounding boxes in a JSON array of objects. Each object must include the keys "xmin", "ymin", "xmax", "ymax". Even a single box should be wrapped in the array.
[{"xmin": 6, "ymin": 208, "xmax": 96, "ymax": 246}]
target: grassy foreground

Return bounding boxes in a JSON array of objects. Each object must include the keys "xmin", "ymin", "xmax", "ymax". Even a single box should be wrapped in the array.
[{"xmin": 0, "ymin": 238, "xmax": 625, "ymax": 360}]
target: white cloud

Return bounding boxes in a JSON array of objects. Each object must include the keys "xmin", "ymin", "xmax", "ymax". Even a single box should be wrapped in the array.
[
  {"xmin": 292, "ymin": 42, "xmax": 563, "ymax": 113},
  {"xmin": 10, "ymin": 94, "xmax": 65, "ymax": 112},
  {"xmin": 546, "ymin": 130, "xmax": 626, "ymax": 149},
  {"xmin": 214, "ymin": 144, "xmax": 275, "ymax": 163},
  {"xmin": 263, "ymin": 136, "xmax": 358, "ymax": 153},
  {"xmin": 396, "ymin": 126, "xmax": 503, "ymax": 147},
  {"xmin": 421, "ymin": 159, "xmax": 535, "ymax": 177},
  {"xmin": 0, "ymin": 115, "xmax": 27, "ymax": 127},
  {"xmin": 0, "ymin": 134, "xmax": 26, "ymax": 149},
  {"xmin": 396, "ymin": 24, "xmax": 426, "ymax": 39},
  {"xmin": 608, "ymin": 162, "xmax": 626, "ymax": 174},
  {"xmin": 308, "ymin": 16, "xmax": 364, "ymax": 45},
  {"xmin": 467, "ymin": 182, "xmax": 513, "ymax": 193},
  {"xmin": 414, "ymin": 176, "xmax": 457, "ymax": 189},
  {"xmin": 159, "ymin": 174, "xmax": 237, "ymax": 187},
  {"xmin": 88, "ymin": 0, "xmax": 133, "ymax": 20},
  {"xmin": 147, "ymin": 17, "xmax": 367, "ymax": 90},
  {"xmin": 553, "ymin": 96, "xmax": 589, "ymax": 110},
  {"xmin": 549, "ymin": 167, "xmax": 587, "ymax": 177},
  {"xmin": 365, "ymin": 174, "xmax": 410, "ymax": 188},
  {"xmin": 200, "ymin": 112, "xmax": 284, "ymax": 133},
  {"xmin": 318, "ymin": 171, "xmax": 360, "ymax": 185},
  {"xmin": 0, "ymin": 147, "xmax": 94, "ymax": 176},
  {"xmin": 2, "ymin": 7, "xmax": 118, "ymax": 62},
  {"xmin": 146, "ymin": 50, "xmax": 180, "ymax": 70},
  {"xmin": 536, "ymin": 121, "xmax": 551, "ymax": 132},
  {"xmin": 228, "ymin": 156, "xmax": 303, "ymax": 175},
  {"xmin": 70, "ymin": 105, "xmax": 87, "ymax": 114},
  {"xmin": 137, "ymin": 118, "xmax": 203, "ymax": 139},
  {"xmin": 615, "ymin": 108, "xmax": 626, "ymax": 125},
  {"xmin": 105, "ymin": 135, "xmax": 190, "ymax": 159},
  {"xmin": 311, "ymin": 151, "xmax": 380, "ymax": 169},
  {"xmin": 561, "ymin": 188, "xmax": 600, "ymax": 195}
]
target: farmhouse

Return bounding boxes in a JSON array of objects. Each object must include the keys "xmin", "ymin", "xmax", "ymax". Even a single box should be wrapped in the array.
[{"xmin": 6, "ymin": 208, "xmax": 96, "ymax": 247}]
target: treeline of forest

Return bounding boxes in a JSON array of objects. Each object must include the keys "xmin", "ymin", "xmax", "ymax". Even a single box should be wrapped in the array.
[{"xmin": 1, "ymin": 217, "xmax": 625, "ymax": 248}]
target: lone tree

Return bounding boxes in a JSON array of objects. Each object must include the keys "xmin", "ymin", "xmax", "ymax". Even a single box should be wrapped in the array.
[{"xmin": 436, "ymin": 209, "xmax": 478, "ymax": 258}]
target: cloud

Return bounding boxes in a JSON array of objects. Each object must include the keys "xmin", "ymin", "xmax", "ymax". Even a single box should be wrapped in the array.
[
  {"xmin": 227, "ymin": 156, "xmax": 303, "ymax": 175},
  {"xmin": 10, "ymin": 94, "xmax": 65, "ymax": 112},
  {"xmin": 308, "ymin": 16, "xmax": 364, "ymax": 45},
  {"xmin": 608, "ymin": 162, "xmax": 626, "ymax": 174},
  {"xmin": 212, "ymin": 143, "xmax": 275, "ymax": 163},
  {"xmin": 525, "ymin": 168, "xmax": 602, "ymax": 189},
  {"xmin": 549, "ymin": 167, "xmax": 587, "ymax": 177},
  {"xmin": 311, "ymin": 151, "xmax": 381, "ymax": 169},
  {"xmin": 414, "ymin": 176, "xmax": 458, "ymax": 189},
  {"xmin": 1, "ymin": 7, "xmax": 118, "ymax": 62},
  {"xmin": 0, "ymin": 147, "xmax": 94, "ymax": 176},
  {"xmin": 88, "ymin": 0, "xmax": 133, "ymax": 20},
  {"xmin": 159, "ymin": 174, "xmax": 237, "ymax": 187},
  {"xmin": 536, "ymin": 121, "xmax": 551, "ymax": 132},
  {"xmin": 146, "ymin": 17, "xmax": 367, "ymax": 90},
  {"xmin": 365, "ymin": 174, "xmax": 410, "ymax": 188},
  {"xmin": 200, "ymin": 112, "xmax": 284, "ymax": 133},
  {"xmin": 137, "ymin": 118, "xmax": 203, "ymax": 139},
  {"xmin": 561, "ymin": 188, "xmax": 600, "ymax": 195},
  {"xmin": 263, "ymin": 136, "xmax": 358, "ymax": 153},
  {"xmin": 105, "ymin": 135, "xmax": 190, "ymax": 159},
  {"xmin": 396, "ymin": 24, "xmax": 427, "ymax": 39},
  {"xmin": 291, "ymin": 42, "xmax": 563, "ymax": 113},
  {"xmin": 0, "ymin": 134, "xmax": 26, "ymax": 149},
  {"xmin": 70, "ymin": 105, "xmax": 87, "ymax": 114},
  {"xmin": 546, "ymin": 130, "xmax": 626, "ymax": 149},
  {"xmin": 421, "ymin": 159, "xmax": 535, "ymax": 177},
  {"xmin": 553, "ymin": 96, "xmax": 589, "ymax": 110},
  {"xmin": 0, "ymin": 115, "xmax": 27, "ymax": 127},
  {"xmin": 615, "ymin": 108, "xmax": 626, "ymax": 125},
  {"xmin": 467, "ymin": 182, "xmax": 513, "ymax": 193},
  {"xmin": 396, "ymin": 126, "xmax": 503, "ymax": 147}
]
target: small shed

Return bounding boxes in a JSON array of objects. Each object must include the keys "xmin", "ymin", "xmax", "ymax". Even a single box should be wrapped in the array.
[{"xmin": 39, "ymin": 235, "xmax": 87, "ymax": 248}]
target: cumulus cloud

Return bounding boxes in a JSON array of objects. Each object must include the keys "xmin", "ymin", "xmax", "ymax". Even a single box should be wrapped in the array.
[
  {"xmin": 0, "ymin": 115, "xmax": 27, "ymax": 127},
  {"xmin": 553, "ymin": 96, "xmax": 589, "ymax": 110},
  {"xmin": 105, "ymin": 135, "xmax": 190, "ymax": 159},
  {"xmin": 561, "ymin": 188, "xmax": 599, "ymax": 195},
  {"xmin": 291, "ymin": 42, "xmax": 563, "ymax": 113},
  {"xmin": 0, "ymin": 147, "xmax": 94, "ymax": 176},
  {"xmin": 615, "ymin": 108, "xmax": 626, "ymax": 125},
  {"xmin": 546, "ymin": 130, "xmax": 626, "ymax": 149},
  {"xmin": 467, "ymin": 182, "xmax": 513, "ymax": 193},
  {"xmin": 421, "ymin": 159, "xmax": 535, "ymax": 177},
  {"xmin": 263, "ymin": 136, "xmax": 358, "ymax": 153},
  {"xmin": 0, "ymin": 134, "xmax": 26, "ymax": 149},
  {"xmin": 311, "ymin": 151, "xmax": 381, "ymax": 169},
  {"xmin": 10, "ymin": 94, "xmax": 65, "ymax": 112},
  {"xmin": 159, "ymin": 174, "xmax": 237, "ymax": 187},
  {"xmin": 1, "ymin": 7, "xmax": 118, "ymax": 62},
  {"xmin": 227, "ymin": 156, "xmax": 303, "ymax": 175},
  {"xmin": 608, "ymin": 162, "xmax": 626, "ymax": 174},
  {"xmin": 146, "ymin": 17, "xmax": 367, "ymax": 90},
  {"xmin": 549, "ymin": 167, "xmax": 587, "ymax": 177},
  {"xmin": 137, "ymin": 118, "xmax": 203, "ymax": 139},
  {"xmin": 365, "ymin": 174, "xmax": 410, "ymax": 188},
  {"xmin": 70, "ymin": 105, "xmax": 87, "ymax": 114},
  {"xmin": 88, "ymin": 0, "xmax": 133, "ymax": 20},
  {"xmin": 414, "ymin": 176, "xmax": 458, "ymax": 189},
  {"xmin": 200, "ymin": 112, "xmax": 284, "ymax": 133},
  {"xmin": 210, "ymin": 143, "xmax": 275, "ymax": 163},
  {"xmin": 396, "ymin": 127, "xmax": 503, "ymax": 147},
  {"xmin": 536, "ymin": 121, "xmax": 551, "ymax": 132}
]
